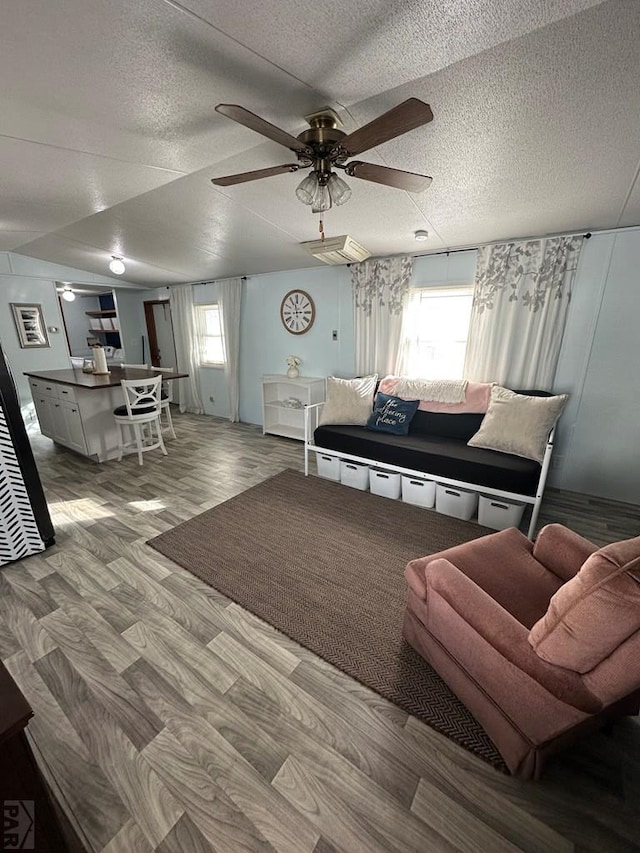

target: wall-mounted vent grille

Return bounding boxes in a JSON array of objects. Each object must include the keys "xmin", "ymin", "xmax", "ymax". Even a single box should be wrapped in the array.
[{"xmin": 301, "ymin": 235, "xmax": 371, "ymax": 265}]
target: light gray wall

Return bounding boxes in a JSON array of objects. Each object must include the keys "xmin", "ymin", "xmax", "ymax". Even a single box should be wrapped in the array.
[
  {"xmin": 113, "ymin": 290, "xmax": 147, "ymax": 364},
  {"xmin": 412, "ymin": 250, "xmax": 477, "ymax": 288},
  {"xmin": 0, "ymin": 254, "xmax": 69, "ymax": 411},
  {"xmin": 550, "ymin": 228, "xmax": 640, "ymax": 502},
  {"xmin": 239, "ymin": 265, "xmax": 355, "ymax": 425},
  {"xmin": 408, "ymin": 231, "xmax": 640, "ymax": 504},
  {"xmin": 114, "ymin": 286, "xmax": 169, "ymax": 367},
  {"xmin": 0, "ymin": 252, "xmax": 144, "ymax": 410},
  {"xmin": 60, "ymin": 293, "xmax": 101, "ymax": 357},
  {"xmin": 8, "ymin": 231, "xmax": 640, "ymax": 506},
  {"xmin": 152, "ymin": 301, "xmax": 177, "ymax": 369},
  {"xmin": 238, "ymin": 251, "xmax": 478, "ymax": 426},
  {"xmin": 102, "ymin": 255, "xmax": 478, "ymax": 423}
]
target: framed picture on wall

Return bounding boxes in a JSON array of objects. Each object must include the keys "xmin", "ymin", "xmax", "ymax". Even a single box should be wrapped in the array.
[{"xmin": 10, "ymin": 303, "xmax": 50, "ymax": 348}]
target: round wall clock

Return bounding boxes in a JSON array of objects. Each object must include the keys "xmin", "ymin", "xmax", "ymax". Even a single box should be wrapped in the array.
[{"xmin": 280, "ymin": 289, "xmax": 316, "ymax": 335}]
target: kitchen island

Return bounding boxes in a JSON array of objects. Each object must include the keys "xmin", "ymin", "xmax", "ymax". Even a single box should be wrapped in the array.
[{"xmin": 25, "ymin": 366, "xmax": 188, "ymax": 462}]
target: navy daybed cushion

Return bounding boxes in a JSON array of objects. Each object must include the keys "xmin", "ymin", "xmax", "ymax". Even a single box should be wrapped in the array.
[
  {"xmin": 313, "ymin": 388, "xmax": 551, "ymax": 497},
  {"xmin": 409, "ymin": 409, "xmax": 485, "ymax": 441},
  {"xmin": 313, "ymin": 424, "xmax": 542, "ymax": 496}
]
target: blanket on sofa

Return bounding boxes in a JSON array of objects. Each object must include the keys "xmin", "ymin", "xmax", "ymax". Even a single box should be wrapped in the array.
[{"xmin": 379, "ymin": 376, "xmax": 493, "ymax": 413}]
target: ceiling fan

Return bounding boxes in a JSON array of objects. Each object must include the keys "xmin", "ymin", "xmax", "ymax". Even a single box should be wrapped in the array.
[{"xmin": 211, "ymin": 98, "xmax": 434, "ymax": 212}]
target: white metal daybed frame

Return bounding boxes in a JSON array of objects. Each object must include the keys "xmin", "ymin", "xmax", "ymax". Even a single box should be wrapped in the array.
[{"xmin": 304, "ymin": 402, "xmax": 554, "ymax": 538}]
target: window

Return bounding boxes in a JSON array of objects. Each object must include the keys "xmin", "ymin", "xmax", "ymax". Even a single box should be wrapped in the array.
[
  {"xmin": 196, "ymin": 303, "xmax": 226, "ymax": 366},
  {"xmin": 400, "ymin": 286, "xmax": 474, "ymax": 379}
]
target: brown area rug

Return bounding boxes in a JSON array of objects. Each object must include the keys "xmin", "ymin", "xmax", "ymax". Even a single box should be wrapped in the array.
[{"xmin": 148, "ymin": 468, "xmax": 505, "ymax": 769}]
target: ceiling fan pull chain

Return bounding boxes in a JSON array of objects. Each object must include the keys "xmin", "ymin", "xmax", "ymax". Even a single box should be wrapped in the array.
[{"xmin": 319, "ymin": 216, "xmax": 325, "ymax": 241}]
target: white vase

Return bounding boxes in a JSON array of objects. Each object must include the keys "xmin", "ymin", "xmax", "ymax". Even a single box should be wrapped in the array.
[{"xmin": 287, "ymin": 366, "xmax": 299, "ymax": 379}]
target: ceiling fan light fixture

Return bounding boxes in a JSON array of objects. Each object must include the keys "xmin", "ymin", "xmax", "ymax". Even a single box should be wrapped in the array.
[
  {"xmin": 295, "ymin": 172, "xmax": 318, "ymax": 205},
  {"xmin": 311, "ymin": 181, "xmax": 331, "ymax": 212},
  {"xmin": 327, "ymin": 172, "xmax": 351, "ymax": 206},
  {"xmin": 61, "ymin": 286, "xmax": 76, "ymax": 302},
  {"xmin": 213, "ymin": 99, "xmax": 434, "ymax": 212},
  {"xmin": 109, "ymin": 256, "xmax": 126, "ymax": 275}
]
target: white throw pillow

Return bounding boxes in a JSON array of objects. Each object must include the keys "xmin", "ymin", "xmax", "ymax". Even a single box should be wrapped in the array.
[
  {"xmin": 318, "ymin": 375, "xmax": 378, "ymax": 426},
  {"xmin": 467, "ymin": 386, "xmax": 568, "ymax": 463}
]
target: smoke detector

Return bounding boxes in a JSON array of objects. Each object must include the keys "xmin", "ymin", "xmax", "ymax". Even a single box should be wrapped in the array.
[{"xmin": 301, "ymin": 234, "xmax": 371, "ymax": 265}]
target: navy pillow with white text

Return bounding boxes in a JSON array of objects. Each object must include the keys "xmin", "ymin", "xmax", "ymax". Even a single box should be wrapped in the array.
[{"xmin": 366, "ymin": 393, "xmax": 419, "ymax": 436}]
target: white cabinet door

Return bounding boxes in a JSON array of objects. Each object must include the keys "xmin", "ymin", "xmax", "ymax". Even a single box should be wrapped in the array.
[
  {"xmin": 50, "ymin": 401, "xmax": 69, "ymax": 444},
  {"xmin": 33, "ymin": 396, "xmax": 54, "ymax": 438},
  {"xmin": 62, "ymin": 402, "xmax": 88, "ymax": 455}
]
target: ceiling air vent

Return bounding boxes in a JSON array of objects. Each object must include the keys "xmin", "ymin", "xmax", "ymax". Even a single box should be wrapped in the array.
[{"xmin": 301, "ymin": 234, "xmax": 371, "ymax": 265}]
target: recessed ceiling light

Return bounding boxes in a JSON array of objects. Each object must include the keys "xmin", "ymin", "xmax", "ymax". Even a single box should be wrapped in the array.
[
  {"xmin": 109, "ymin": 256, "xmax": 126, "ymax": 275},
  {"xmin": 61, "ymin": 286, "xmax": 76, "ymax": 302},
  {"xmin": 414, "ymin": 229, "xmax": 429, "ymax": 241}
]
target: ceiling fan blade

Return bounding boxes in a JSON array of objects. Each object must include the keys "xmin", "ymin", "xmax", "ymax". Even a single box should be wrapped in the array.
[
  {"xmin": 216, "ymin": 104, "xmax": 311, "ymax": 155},
  {"xmin": 211, "ymin": 164, "xmax": 300, "ymax": 187},
  {"xmin": 336, "ymin": 98, "xmax": 434, "ymax": 157},
  {"xmin": 344, "ymin": 161, "xmax": 432, "ymax": 192}
]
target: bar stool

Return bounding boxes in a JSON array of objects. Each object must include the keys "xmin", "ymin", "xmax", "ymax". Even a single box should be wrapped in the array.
[
  {"xmin": 151, "ymin": 366, "xmax": 177, "ymax": 440},
  {"xmin": 113, "ymin": 376, "xmax": 167, "ymax": 466}
]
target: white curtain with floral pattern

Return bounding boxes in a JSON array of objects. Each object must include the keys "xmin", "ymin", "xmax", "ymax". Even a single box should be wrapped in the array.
[
  {"xmin": 351, "ymin": 256, "xmax": 414, "ymax": 376},
  {"xmin": 463, "ymin": 236, "xmax": 583, "ymax": 389}
]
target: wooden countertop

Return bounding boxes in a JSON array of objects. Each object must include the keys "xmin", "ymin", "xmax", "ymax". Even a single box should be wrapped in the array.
[{"xmin": 24, "ymin": 367, "xmax": 189, "ymax": 389}]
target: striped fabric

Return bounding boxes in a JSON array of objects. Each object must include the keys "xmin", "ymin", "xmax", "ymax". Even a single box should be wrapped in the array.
[{"xmin": 0, "ymin": 403, "xmax": 44, "ymax": 566}]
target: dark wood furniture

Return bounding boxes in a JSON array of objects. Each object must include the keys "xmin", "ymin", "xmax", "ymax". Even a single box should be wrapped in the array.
[{"xmin": 0, "ymin": 661, "xmax": 84, "ymax": 852}]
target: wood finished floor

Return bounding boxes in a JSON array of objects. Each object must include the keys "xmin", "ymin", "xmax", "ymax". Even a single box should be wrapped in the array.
[{"xmin": 2, "ymin": 411, "xmax": 640, "ymax": 853}]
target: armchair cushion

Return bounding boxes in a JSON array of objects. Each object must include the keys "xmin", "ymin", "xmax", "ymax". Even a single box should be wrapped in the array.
[
  {"xmin": 529, "ymin": 536, "xmax": 640, "ymax": 672},
  {"xmin": 424, "ymin": 558, "xmax": 602, "ymax": 713},
  {"xmin": 533, "ymin": 524, "xmax": 598, "ymax": 583},
  {"xmin": 405, "ymin": 527, "xmax": 562, "ymax": 628}
]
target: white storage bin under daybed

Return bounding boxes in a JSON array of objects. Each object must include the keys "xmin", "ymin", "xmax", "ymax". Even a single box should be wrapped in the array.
[
  {"xmin": 478, "ymin": 495, "xmax": 526, "ymax": 530},
  {"xmin": 315, "ymin": 452, "xmax": 341, "ymax": 481},
  {"xmin": 401, "ymin": 475, "xmax": 436, "ymax": 508},
  {"xmin": 435, "ymin": 484, "xmax": 478, "ymax": 520},
  {"xmin": 369, "ymin": 468, "xmax": 401, "ymax": 499},
  {"xmin": 340, "ymin": 460, "xmax": 369, "ymax": 490}
]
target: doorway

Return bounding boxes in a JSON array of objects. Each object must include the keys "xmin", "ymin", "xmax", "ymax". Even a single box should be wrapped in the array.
[{"xmin": 144, "ymin": 300, "xmax": 177, "ymax": 369}]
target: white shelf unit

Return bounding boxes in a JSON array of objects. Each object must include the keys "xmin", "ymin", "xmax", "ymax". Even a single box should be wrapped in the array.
[
  {"xmin": 262, "ymin": 374, "xmax": 325, "ymax": 442},
  {"xmin": 86, "ymin": 308, "xmax": 121, "ymax": 347}
]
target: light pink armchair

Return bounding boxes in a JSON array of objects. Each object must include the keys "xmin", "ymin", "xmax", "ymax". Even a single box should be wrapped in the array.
[{"xmin": 403, "ymin": 524, "xmax": 640, "ymax": 779}]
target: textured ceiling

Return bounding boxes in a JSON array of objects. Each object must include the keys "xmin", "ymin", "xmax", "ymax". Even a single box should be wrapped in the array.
[{"xmin": 2, "ymin": 0, "xmax": 639, "ymax": 285}]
